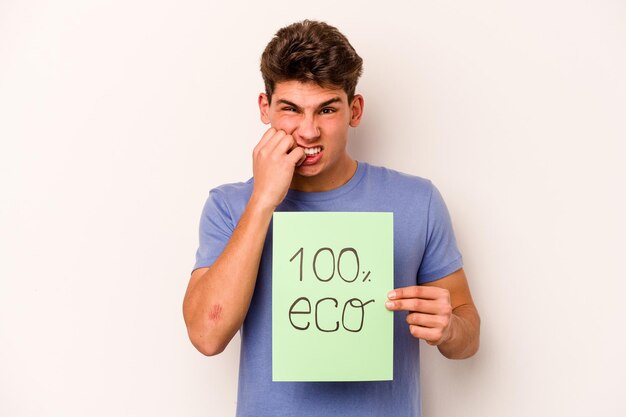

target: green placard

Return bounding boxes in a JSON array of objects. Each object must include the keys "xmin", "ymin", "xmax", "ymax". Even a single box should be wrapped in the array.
[{"xmin": 272, "ymin": 212, "xmax": 394, "ymax": 381}]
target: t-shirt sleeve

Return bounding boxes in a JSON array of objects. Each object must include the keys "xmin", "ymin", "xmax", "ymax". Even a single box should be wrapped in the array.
[
  {"xmin": 192, "ymin": 188, "xmax": 235, "ymax": 272},
  {"xmin": 416, "ymin": 183, "xmax": 463, "ymax": 283}
]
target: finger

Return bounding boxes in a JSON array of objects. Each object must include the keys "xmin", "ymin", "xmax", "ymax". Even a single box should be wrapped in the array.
[
  {"xmin": 264, "ymin": 129, "xmax": 288, "ymax": 152},
  {"xmin": 385, "ymin": 298, "xmax": 452, "ymax": 315},
  {"xmin": 274, "ymin": 133, "xmax": 297, "ymax": 155},
  {"xmin": 287, "ymin": 146, "xmax": 305, "ymax": 166},
  {"xmin": 256, "ymin": 129, "xmax": 286, "ymax": 156},
  {"xmin": 254, "ymin": 127, "xmax": 278, "ymax": 153},
  {"xmin": 388, "ymin": 286, "xmax": 448, "ymax": 301},
  {"xmin": 406, "ymin": 312, "xmax": 449, "ymax": 329},
  {"xmin": 408, "ymin": 325, "xmax": 444, "ymax": 345},
  {"xmin": 295, "ymin": 150, "xmax": 307, "ymax": 166}
]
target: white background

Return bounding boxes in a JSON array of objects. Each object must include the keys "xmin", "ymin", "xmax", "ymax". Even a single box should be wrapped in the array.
[{"xmin": 1, "ymin": 1, "xmax": 625, "ymax": 416}]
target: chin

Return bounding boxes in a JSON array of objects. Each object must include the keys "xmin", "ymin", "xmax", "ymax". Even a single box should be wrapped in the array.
[{"xmin": 295, "ymin": 165, "xmax": 323, "ymax": 177}]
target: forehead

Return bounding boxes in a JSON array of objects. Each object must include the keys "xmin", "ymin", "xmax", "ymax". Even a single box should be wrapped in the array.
[{"xmin": 272, "ymin": 80, "xmax": 347, "ymax": 106}]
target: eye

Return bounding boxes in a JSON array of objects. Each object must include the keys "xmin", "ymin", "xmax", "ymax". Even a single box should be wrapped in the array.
[
  {"xmin": 282, "ymin": 107, "xmax": 297, "ymax": 112},
  {"xmin": 320, "ymin": 107, "xmax": 336, "ymax": 114}
]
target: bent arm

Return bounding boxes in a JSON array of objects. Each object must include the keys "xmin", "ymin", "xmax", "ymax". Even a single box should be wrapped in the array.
[
  {"xmin": 183, "ymin": 128, "xmax": 305, "ymax": 356},
  {"xmin": 182, "ymin": 196, "xmax": 273, "ymax": 356},
  {"xmin": 387, "ymin": 268, "xmax": 480, "ymax": 359},
  {"xmin": 423, "ymin": 268, "xmax": 481, "ymax": 359}
]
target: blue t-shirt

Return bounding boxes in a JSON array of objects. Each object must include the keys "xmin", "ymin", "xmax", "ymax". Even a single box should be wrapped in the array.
[{"xmin": 194, "ymin": 162, "xmax": 463, "ymax": 417}]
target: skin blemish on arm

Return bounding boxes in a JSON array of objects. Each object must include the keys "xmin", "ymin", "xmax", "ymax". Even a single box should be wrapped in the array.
[{"xmin": 208, "ymin": 304, "xmax": 223, "ymax": 322}]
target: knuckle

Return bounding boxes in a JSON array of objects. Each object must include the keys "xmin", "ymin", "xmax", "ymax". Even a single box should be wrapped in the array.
[{"xmin": 405, "ymin": 286, "xmax": 417, "ymax": 298}]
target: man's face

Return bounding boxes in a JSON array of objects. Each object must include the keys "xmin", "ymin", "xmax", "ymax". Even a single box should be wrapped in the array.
[{"xmin": 258, "ymin": 80, "xmax": 363, "ymax": 191}]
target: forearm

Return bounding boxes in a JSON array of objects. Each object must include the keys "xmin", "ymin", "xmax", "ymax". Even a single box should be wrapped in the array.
[
  {"xmin": 437, "ymin": 303, "xmax": 480, "ymax": 359},
  {"xmin": 183, "ymin": 196, "xmax": 274, "ymax": 355}
]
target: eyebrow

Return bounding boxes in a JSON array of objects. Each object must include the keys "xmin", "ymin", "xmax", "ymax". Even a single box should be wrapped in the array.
[{"xmin": 276, "ymin": 97, "xmax": 342, "ymax": 110}]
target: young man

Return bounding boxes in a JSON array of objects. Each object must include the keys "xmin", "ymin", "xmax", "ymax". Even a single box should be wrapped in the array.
[{"xmin": 183, "ymin": 20, "xmax": 480, "ymax": 417}]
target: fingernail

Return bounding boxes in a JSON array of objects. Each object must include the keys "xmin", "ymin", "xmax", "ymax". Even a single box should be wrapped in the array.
[
  {"xmin": 385, "ymin": 301, "xmax": 394, "ymax": 309},
  {"xmin": 387, "ymin": 291, "xmax": 396, "ymax": 299}
]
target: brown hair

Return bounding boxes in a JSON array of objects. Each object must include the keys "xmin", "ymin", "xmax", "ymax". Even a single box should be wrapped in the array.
[{"xmin": 260, "ymin": 20, "xmax": 363, "ymax": 103}]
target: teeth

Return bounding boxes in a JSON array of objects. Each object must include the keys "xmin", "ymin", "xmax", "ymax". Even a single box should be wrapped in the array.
[{"xmin": 303, "ymin": 147, "xmax": 321, "ymax": 155}]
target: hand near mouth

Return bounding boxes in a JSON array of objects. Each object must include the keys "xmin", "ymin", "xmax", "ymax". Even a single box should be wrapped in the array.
[{"xmin": 251, "ymin": 127, "xmax": 306, "ymax": 209}]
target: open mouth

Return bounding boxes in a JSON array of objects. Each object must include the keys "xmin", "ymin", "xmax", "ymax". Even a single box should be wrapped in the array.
[
  {"xmin": 303, "ymin": 146, "xmax": 322, "ymax": 156},
  {"xmin": 300, "ymin": 146, "xmax": 323, "ymax": 166}
]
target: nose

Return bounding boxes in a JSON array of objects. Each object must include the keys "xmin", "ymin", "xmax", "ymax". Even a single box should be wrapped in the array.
[{"xmin": 295, "ymin": 113, "xmax": 320, "ymax": 142}]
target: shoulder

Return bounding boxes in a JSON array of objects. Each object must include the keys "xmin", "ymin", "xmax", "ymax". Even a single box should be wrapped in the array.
[
  {"xmin": 206, "ymin": 178, "xmax": 254, "ymax": 203},
  {"xmin": 360, "ymin": 162, "xmax": 434, "ymax": 198},
  {"xmin": 201, "ymin": 178, "xmax": 254, "ymax": 222}
]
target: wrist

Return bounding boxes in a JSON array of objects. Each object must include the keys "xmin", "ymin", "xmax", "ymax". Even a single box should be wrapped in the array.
[
  {"xmin": 248, "ymin": 192, "xmax": 279, "ymax": 214},
  {"xmin": 428, "ymin": 313, "xmax": 456, "ymax": 347},
  {"xmin": 440, "ymin": 313, "xmax": 458, "ymax": 346},
  {"xmin": 435, "ymin": 309, "xmax": 480, "ymax": 359}
]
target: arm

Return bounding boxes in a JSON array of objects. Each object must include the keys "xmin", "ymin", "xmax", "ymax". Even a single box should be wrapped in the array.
[
  {"xmin": 182, "ymin": 128, "xmax": 305, "ymax": 356},
  {"xmin": 385, "ymin": 268, "xmax": 480, "ymax": 359}
]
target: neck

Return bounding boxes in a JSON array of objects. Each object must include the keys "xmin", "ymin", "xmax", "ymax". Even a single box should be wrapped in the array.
[{"xmin": 290, "ymin": 156, "xmax": 357, "ymax": 193}]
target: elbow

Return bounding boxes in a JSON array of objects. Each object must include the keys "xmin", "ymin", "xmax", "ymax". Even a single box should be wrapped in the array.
[
  {"xmin": 192, "ymin": 336, "xmax": 227, "ymax": 357},
  {"xmin": 182, "ymin": 294, "xmax": 234, "ymax": 356},
  {"xmin": 184, "ymin": 317, "xmax": 231, "ymax": 357},
  {"xmin": 185, "ymin": 321, "xmax": 229, "ymax": 356},
  {"xmin": 183, "ymin": 314, "xmax": 229, "ymax": 357}
]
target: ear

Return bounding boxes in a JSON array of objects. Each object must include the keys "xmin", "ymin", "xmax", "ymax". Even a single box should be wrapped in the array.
[
  {"xmin": 258, "ymin": 93, "xmax": 271, "ymax": 124},
  {"xmin": 349, "ymin": 94, "xmax": 364, "ymax": 127}
]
